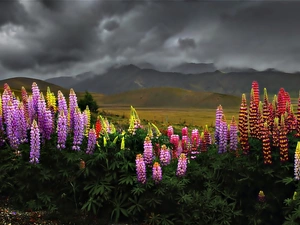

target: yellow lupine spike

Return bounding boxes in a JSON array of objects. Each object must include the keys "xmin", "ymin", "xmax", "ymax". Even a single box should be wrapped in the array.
[
  {"xmin": 103, "ymin": 136, "xmax": 107, "ymax": 147},
  {"xmin": 147, "ymin": 123, "xmax": 153, "ymax": 138},
  {"xmin": 0, "ymin": 94, "xmax": 2, "ymax": 116},
  {"xmin": 263, "ymin": 88, "xmax": 268, "ymax": 102},
  {"xmin": 293, "ymin": 191, "xmax": 297, "ymax": 200},
  {"xmin": 121, "ymin": 136, "xmax": 125, "ymax": 150},
  {"xmin": 113, "ymin": 136, "xmax": 118, "ymax": 144},
  {"xmin": 110, "ymin": 123, "xmax": 116, "ymax": 134},
  {"xmin": 84, "ymin": 106, "xmax": 91, "ymax": 136},
  {"xmin": 151, "ymin": 123, "xmax": 161, "ymax": 137}
]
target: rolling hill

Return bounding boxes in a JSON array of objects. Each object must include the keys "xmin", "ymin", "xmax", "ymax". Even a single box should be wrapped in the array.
[{"xmin": 100, "ymin": 87, "xmax": 241, "ymax": 109}]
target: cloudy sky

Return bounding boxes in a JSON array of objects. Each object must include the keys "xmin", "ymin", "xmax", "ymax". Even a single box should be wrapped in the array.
[{"xmin": 0, "ymin": 0, "xmax": 300, "ymax": 79}]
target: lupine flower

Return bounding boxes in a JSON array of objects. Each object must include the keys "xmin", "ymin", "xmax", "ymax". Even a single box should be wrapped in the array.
[
  {"xmin": 215, "ymin": 105, "xmax": 223, "ymax": 145},
  {"xmin": 218, "ymin": 115, "xmax": 227, "ymax": 154},
  {"xmin": 17, "ymin": 103, "xmax": 28, "ymax": 143},
  {"xmin": 204, "ymin": 125, "xmax": 212, "ymax": 145},
  {"xmin": 136, "ymin": 154, "xmax": 146, "ymax": 184},
  {"xmin": 120, "ymin": 136, "xmax": 125, "ymax": 150},
  {"xmin": 229, "ymin": 116, "xmax": 238, "ymax": 151},
  {"xmin": 6, "ymin": 101, "xmax": 19, "ymax": 149},
  {"xmin": 182, "ymin": 127, "xmax": 188, "ymax": 136},
  {"xmin": 176, "ymin": 153, "xmax": 187, "ymax": 177},
  {"xmin": 191, "ymin": 129, "xmax": 200, "ymax": 148},
  {"xmin": 2, "ymin": 89, "xmax": 11, "ymax": 122},
  {"xmin": 294, "ymin": 142, "xmax": 300, "ymax": 180},
  {"xmin": 57, "ymin": 91, "xmax": 68, "ymax": 123},
  {"xmin": 167, "ymin": 126, "xmax": 174, "ymax": 138},
  {"xmin": 258, "ymin": 190, "xmax": 265, "ymax": 202},
  {"xmin": 280, "ymin": 116, "xmax": 289, "ymax": 162},
  {"xmin": 95, "ymin": 117, "xmax": 102, "ymax": 138},
  {"xmin": 252, "ymin": 81, "xmax": 260, "ymax": 106},
  {"xmin": 86, "ymin": 128, "xmax": 97, "ymax": 154},
  {"xmin": 72, "ymin": 108, "xmax": 84, "ymax": 151},
  {"xmin": 57, "ymin": 110, "xmax": 67, "ymax": 149},
  {"xmin": 30, "ymin": 120, "xmax": 40, "ymax": 164},
  {"xmin": 159, "ymin": 144, "xmax": 171, "ymax": 166},
  {"xmin": 31, "ymin": 82, "xmax": 40, "ymax": 113},
  {"xmin": 27, "ymin": 96, "xmax": 35, "ymax": 127},
  {"xmin": 43, "ymin": 109, "xmax": 53, "ymax": 140},
  {"xmin": 262, "ymin": 122, "xmax": 272, "ymax": 164},
  {"xmin": 181, "ymin": 135, "xmax": 190, "ymax": 154},
  {"xmin": 239, "ymin": 94, "xmax": 250, "ymax": 154},
  {"xmin": 84, "ymin": 106, "xmax": 91, "ymax": 136},
  {"xmin": 37, "ymin": 93, "xmax": 46, "ymax": 138},
  {"xmin": 170, "ymin": 134, "xmax": 180, "ymax": 159},
  {"xmin": 143, "ymin": 136, "xmax": 153, "ymax": 165},
  {"xmin": 69, "ymin": 89, "xmax": 78, "ymax": 132},
  {"xmin": 152, "ymin": 162, "xmax": 162, "ymax": 184}
]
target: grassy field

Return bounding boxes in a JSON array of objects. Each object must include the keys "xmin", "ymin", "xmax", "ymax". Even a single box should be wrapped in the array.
[{"xmin": 99, "ymin": 105, "xmax": 240, "ymax": 130}]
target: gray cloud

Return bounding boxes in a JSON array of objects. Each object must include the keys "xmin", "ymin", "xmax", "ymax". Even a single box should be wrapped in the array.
[{"xmin": 0, "ymin": 0, "xmax": 300, "ymax": 79}]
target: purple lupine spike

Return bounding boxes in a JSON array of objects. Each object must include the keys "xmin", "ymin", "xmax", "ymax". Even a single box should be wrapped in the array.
[
  {"xmin": 215, "ymin": 105, "xmax": 223, "ymax": 145},
  {"xmin": 18, "ymin": 102, "xmax": 28, "ymax": 143},
  {"xmin": 167, "ymin": 126, "xmax": 173, "ymax": 139},
  {"xmin": 69, "ymin": 89, "xmax": 78, "ymax": 132},
  {"xmin": 27, "ymin": 96, "xmax": 35, "ymax": 128},
  {"xmin": 57, "ymin": 110, "xmax": 67, "ymax": 149},
  {"xmin": 218, "ymin": 115, "xmax": 228, "ymax": 153},
  {"xmin": 159, "ymin": 144, "xmax": 171, "ymax": 166},
  {"xmin": 57, "ymin": 91, "xmax": 68, "ymax": 123},
  {"xmin": 152, "ymin": 162, "xmax": 162, "ymax": 184},
  {"xmin": 176, "ymin": 153, "xmax": 187, "ymax": 177},
  {"xmin": 230, "ymin": 116, "xmax": 238, "ymax": 151},
  {"xmin": 29, "ymin": 120, "xmax": 40, "ymax": 164},
  {"xmin": 136, "ymin": 154, "xmax": 146, "ymax": 184},
  {"xmin": 182, "ymin": 127, "xmax": 188, "ymax": 136},
  {"xmin": 31, "ymin": 82, "xmax": 40, "ymax": 113},
  {"xmin": 37, "ymin": 93, "xmax": 46, "ymax": 138},
  {"xmin": 181, "ymin": 135, "xmax": 190, "ymax": 154},
  {"xmin": 86, "ymin": 128, "xmax": 97, "ymax": 154},
  {"xmin": 143, "ymin": 136, "xmax": 153, "ymax": 165},
  {"xmin": 2, "ymin": 89, "xmax": 10, "ymax": 123},
  {"xmin": 43, "ymin": 109, "xmax": 53, "ymax": 140},
  {"xmin": 72, "ymin": 108, "xmax": 84, "ymax": 151},
  {"xmin": 6, "ymin": 101, "xmax": 19, "ymax": 149}
]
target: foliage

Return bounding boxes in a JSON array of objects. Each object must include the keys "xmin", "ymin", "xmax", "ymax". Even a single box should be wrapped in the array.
[{"xmin": 78, "ymin": 91, "xmax": 99, "ymax": 113}]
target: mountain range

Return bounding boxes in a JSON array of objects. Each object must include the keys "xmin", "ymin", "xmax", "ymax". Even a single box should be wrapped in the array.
[{"xmin": 45, "ymin": 62, "xmax": 300, "ymax": 97}]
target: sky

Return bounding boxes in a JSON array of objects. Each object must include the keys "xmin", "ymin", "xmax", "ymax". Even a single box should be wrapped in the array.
[{"xmin": 0, "ymin": 0, "xmax": 300, "ymax": 79}]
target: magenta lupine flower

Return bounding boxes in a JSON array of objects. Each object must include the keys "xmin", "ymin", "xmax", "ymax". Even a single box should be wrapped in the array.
[
  {"xmin": 69, "ymin": 89, "xmax": 78, "ymax": 132},
  {"xmin": 152, "ymin": 162, "xmax": 162, "ymax": 184},
  {"xmin": 215, "ymin": 105, "xmax": 223, "ymax": 145},
  {"xmin": 30, "ymin": 120, "xmax": 40, "ymax": 164},
  {"xmin": 57, "ymin": 91, "xmax": 68, "ymax": 122},
  {"xmin": 191, "ymin": 129, "xmax": 200, "ymax": 147},
  {"xmin": 204, "ymin": 125, "xmax": 212, "ymax": 145},
  {"xmin": 143, "ymin": 136, "xmax": 153, "ymax": 165},
  {"xmin": 170, "ymin": 134, "xmax": 180, "ymax": 149},
  {"xmin": 136, "ymin": 154, "xmax": 146, "ymax": 184},
  {"xmin": 31, "ymin": 82, "xmax": 40, "ymax": 113},
  {"xmin": 72, "ymin": 108, "xmax": 84, "ymax": 151},
  {"xmin": 176, "ymin": 153, "xmax": 187, "ymax": 177},
  {"xmin": 159, "ymin": 144, "xmax": 171, "ymax": 166},
  {"xmin": 295, "ymin": 142, "xmax": 300, "ymax": 180},
  {"xmin": 181, "ymin": 135, "xmax": 190, "ymax": 154},
  {"xmin": 86, "ymin": 128, "xmax": 97, "ymax": 154},
  {"xmin": 230, "ymin": 117, "xmax": 238, "ymax": 151},
  {"xmin": 57, "ymin": 110, "xmax": 67, "ymax": 149},
  {"xmin": 6, "ymin": 101, "xmax": 19, "ymax": 149},
  {"xmin": 43, "ymin": 109, "xmax": 53, "ymax": 140},
  {"xmin": 167, "ymin": 126, "xmax": 174, "ymax": 138},
  {"xmin": 182, "ymin": 127, "xmax": 188, "ymax": 136}
]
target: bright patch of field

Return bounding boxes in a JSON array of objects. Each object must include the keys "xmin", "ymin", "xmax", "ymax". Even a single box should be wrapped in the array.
[{"xmin": 99, "ymin": 106, "xmax": 240, "ymax": 129}]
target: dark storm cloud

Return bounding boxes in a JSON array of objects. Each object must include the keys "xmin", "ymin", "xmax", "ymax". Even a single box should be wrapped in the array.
[
  {"xmin": 0, "ymin": 0, "xmax": 300, "ymax": 79},
  {"xmin": 178, "ymin": 38, "xmax": 196, "ymax": 49}
]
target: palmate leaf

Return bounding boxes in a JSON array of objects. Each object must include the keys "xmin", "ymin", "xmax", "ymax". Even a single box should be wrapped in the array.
[
  {"xmin": 110, "ymin": 193, "xmax": 130, "ymax": 222},
  {"xmin": 131, "ymin": 186, "xmax": 146, "ymax": 195},
  {"xmin": 128, "ymin": 196, "xmax": 145, "ymax": 215},
  {"xmin": 118, "ymin": 173, "xmax": 135, "ymax": 185}
]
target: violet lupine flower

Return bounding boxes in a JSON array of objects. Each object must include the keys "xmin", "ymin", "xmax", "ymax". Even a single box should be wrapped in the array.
[
  {"xmin": 167, "ymin": 126, "xmax": 174, "ymax": 139},
  {"xmin": 37, "ymin": 93, "xmax": 46, "ymax": 138},
  {"xmin": 57, "ymin": 91, "xmax": 68, "ymax": 122},
  {"xmin": 17, "ymin": 103, "xmax": 28, "ymax": 143},
  {"xmin": 295, "ymin": 142, "xmax": 300, "ymax": 180},
  {"xmin": 230, "ymin": 116, "xmax": 238, "ymax": 151},
  {"xmin": 57, "ymin": 110, "xmax": 67, "ymax": 149},
  {"xmin": 86, "ymin": 128, "xmax": 97, "ymax": 154},
  {"xmin": 152, "ymin": 162, "xmax": 162, "ymax": 184},
  {"xmin": 176, "ymin": 153, "xmax": 188, "ymax": 177},
  {"xmin": 69, "ymin": 89, "xmax": 78, "ymax": 132},
  {"xmin": 218, "ymin": 116, "xmax": 228, "ymax": 154},
  {"xmin": 215, "ymin": 105, "xmax": 223, "ymax": 145},
  {"xmin": 6, "ymin": 101, "xmax": 20, "ymax": 149},
  {"xmin": 143, "ymin": 136, "xmax": 153, "ymax": 165},
  {"xmin": 72, "ymin": 108, "xmax": 84, "ymax": 151},
  {"xmin": 43, "ymin": 109, "xmax": 53, "ymax": 140},
  {"xmin": 27, "ymin": 96, "xmax": 35, "ymax": 128},
  {"xmin": 182, "ymin": 127, "xmax": 188, "ymax": 136},
  {"xmin": 159, "ymin": 144, "xmax": 171, "ymax": 166},
  {"xmin": 136, "ymin": 154, "xmax": 146, "ymax": 184},
  {"xmin": 2, "ymin": 89, "xmax": 11, "ymax": 122},
  {"xmin": 31, "ymin": 82, "xmax": 40, "ymax": 113},
  {"xmin": 30, "ymin": 120, "xmax": 40, "ymax": 164}
]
